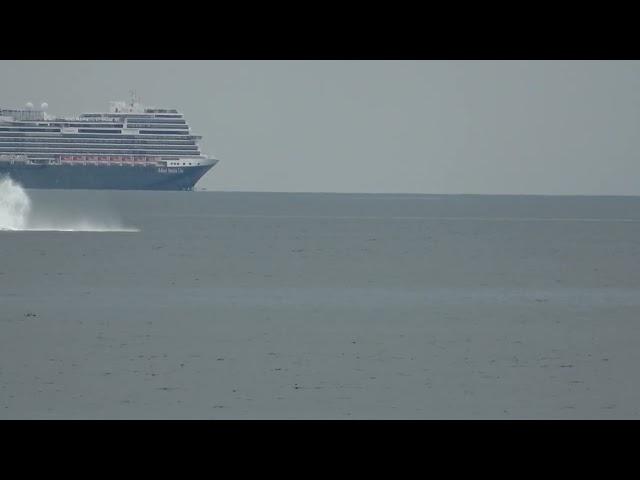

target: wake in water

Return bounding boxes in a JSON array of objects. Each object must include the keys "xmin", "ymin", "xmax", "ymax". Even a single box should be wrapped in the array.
[{"xmin": 0, "ymin": 177, "xmax": 139, "ymax": 232}]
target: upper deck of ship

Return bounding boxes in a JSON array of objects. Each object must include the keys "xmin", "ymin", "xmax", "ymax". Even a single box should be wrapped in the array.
[
  {"xmin": 1, "ymin": 99, "xmax": 186, "ymax": 123},
  {"xmin": 0, "ymin": 99, "xmax": 209, "ymax": 163}
]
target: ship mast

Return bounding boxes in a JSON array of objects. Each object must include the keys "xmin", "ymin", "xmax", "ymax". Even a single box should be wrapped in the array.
[{"xmin": 129, "ymin": 90, "xmax": 139, "ymax": 109}]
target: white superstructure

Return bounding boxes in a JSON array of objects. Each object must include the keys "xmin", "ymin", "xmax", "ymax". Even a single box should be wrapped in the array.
[{"xmin": 0, "ymin": 97, "xmax": 217, "ymax": 168}]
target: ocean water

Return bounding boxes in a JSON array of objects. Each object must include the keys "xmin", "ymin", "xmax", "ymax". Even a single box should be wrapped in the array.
[{"xmin": 1, "ymin": 188, "xmax": 640, "ymax": 419}]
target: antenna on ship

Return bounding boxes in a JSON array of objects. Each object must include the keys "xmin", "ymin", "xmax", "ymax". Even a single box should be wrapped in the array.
[{"xmin": 129, "ymin": 90, "xmax": 140, "ymax": 108}]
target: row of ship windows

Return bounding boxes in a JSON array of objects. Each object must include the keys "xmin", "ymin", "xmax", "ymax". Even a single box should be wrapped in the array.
[
  {"xmin": 131, "ymin": 118, "xmax": 186, "ymax": 123},
  {"xmin": 8, "ymin": 122, "xmax": 188, "ymax": 129},
  {"xmin": 10, "ymin": 123, "xmax": 124, "ymax": 128},
  {"xmin": 0, "ymin": 134, "xmax": 201, "ymax": 142},
  {"xmin": 0, "ymin": 128, "xmax": 192, "ymax": 135},
  {"xmin": 81, "ymin": 114, "xmax": 183, "ymax": 119},
  {"xmin": 0, "ymin": 144, "xmax": 198, "ymax": 151},
  {"xmin": 80, "ymin": 117, "xmax": 186, "ymax": 124},
  {"xmin": 0, "ymin": 149, "xmax": 201, "ymax": 155},
  {"xmin": 126, "ymin": 124, "xmax": 189, "ymax": 130},
  {"xmin": 76, "ymin": 129, "xmax": 121, "ymax": 134},
  {"xmin": 22, "ymin": 154, "xmax": 198, "ymax": 160},
  {"xmin": 0, "ymin": 139, "xmax": 198, "ymax": 146},
  {"xmin": 0, "ymin": 128, "xmax": 60, "ymax": 132},
  {"xmin": 134, "ymin": 130, "xmax": 191, "ymax": 135}
]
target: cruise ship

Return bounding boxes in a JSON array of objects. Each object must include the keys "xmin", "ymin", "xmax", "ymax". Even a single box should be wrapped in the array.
[{"xmin": 0, "ymin": 98, "xmax": 218, "ymax": 190}]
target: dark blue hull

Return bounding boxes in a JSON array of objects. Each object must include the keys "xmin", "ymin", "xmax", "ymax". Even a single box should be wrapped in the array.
[{"xmin": 0, "ymin": 163, "xmax": 215, "ymax": 191}]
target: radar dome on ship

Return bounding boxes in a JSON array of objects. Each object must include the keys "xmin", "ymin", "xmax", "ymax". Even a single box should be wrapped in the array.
[
  {"xmin": 41, "ymin": 102, "xmax": 48, "ymax": 110},
  {"xmin": 25, "ymin": 102, "xmax": 34, "ymax": 109}
]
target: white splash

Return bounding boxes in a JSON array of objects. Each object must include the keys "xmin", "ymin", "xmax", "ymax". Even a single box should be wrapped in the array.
[
  {"xmin": 0, "ymin": 177, "xmax": 31, "ymax": 230},
  {"xmin": 0, "ymin": 176, "xmax": 139, "ymax": 232}
]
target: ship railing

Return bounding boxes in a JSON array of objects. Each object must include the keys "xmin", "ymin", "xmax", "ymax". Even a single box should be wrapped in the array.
[{"xmin": 0, "ymin": 154, "xmax": 29, "ymax": 164}]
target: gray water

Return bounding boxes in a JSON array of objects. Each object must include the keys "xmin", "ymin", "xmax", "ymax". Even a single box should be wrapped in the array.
[{"xmin": 1, "ymin": 190, "xmax": 640, "ymax": 418}]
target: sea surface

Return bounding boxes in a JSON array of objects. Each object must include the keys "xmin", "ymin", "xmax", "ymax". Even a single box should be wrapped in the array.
[{"xmin": 1, "ymin": 190, "xmax": 640, "ymax": 419}]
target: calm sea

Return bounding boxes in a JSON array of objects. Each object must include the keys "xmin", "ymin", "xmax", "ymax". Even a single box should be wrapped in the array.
[{"xmin": 1, "ymin": 190, "xmax": 640, "ymax": 418}]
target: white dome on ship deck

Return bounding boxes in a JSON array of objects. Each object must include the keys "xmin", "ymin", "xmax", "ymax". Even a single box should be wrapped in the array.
[
  {"xmin": 41, "ymin": 102, "xmax": 48, "ymax": 110},
  {"xmin": 25, "ymin": 102, "xmax": 34, "ymax": 109}
]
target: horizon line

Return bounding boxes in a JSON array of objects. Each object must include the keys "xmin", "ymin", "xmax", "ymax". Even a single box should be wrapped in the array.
[{"xmin": 194, "ymin": 189, "xmax": 640, "ymax": 198}]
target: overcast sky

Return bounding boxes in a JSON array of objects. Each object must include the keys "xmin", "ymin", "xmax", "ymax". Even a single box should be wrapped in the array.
[{"xmin": 1, "ymin": 60, "xmax": 639, "ymax": 195}]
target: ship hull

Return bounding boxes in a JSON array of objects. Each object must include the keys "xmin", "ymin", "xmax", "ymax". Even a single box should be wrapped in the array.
[{"xmin": 0, "ymin": 162, "xmax": 215, "ymax": 191}]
